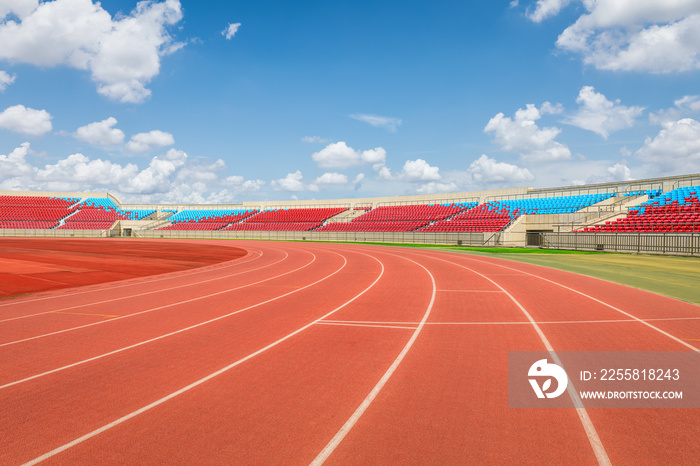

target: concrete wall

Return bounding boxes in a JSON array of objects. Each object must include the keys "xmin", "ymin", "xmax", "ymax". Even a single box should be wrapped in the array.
[
  {"xmin": 133, "ymin": 229, "xmax": 486, "ymax": 246},
  {"xmin": 0, "ymin": 229, "xmax": 107, "ymax": 238}
]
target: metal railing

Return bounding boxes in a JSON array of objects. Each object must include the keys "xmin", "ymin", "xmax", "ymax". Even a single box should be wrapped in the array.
[
  {"xmin": 0, "ymin": 229, "xmax": 108, "ymax": 238},
  {"xmin": 672, "ymin": 178, "xmax": 700, "ymax": 189},
  {"xmin": 575, "ymin": 222, "xmax": 700, "ymax": 233},
  {"xmin": 3, "ymin": 226, "xmax": 699, "ymax": 255},
  {"xmin": 130, "ymin": 229, "xmax": 485, "ymax": 246},
  {"xmin": 538, "ymin": 232, "xmax": 700, "ymax": 256}
]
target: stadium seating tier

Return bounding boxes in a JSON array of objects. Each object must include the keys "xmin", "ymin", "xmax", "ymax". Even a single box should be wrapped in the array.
[
  {"xmin": 2, "ymin": 188, "xmax": 698, "ymax": 234},
  {"xmin": 579, "ymin": 186, "xmax": 700, "ymax": 233}
]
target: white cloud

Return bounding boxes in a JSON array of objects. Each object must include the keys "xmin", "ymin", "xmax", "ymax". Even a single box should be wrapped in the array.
[
  {"xmin": 606, "ymin": 162, "xmax": 633, "ymax": 181},
  {"xmin": 527, "ymin": 0, "xmax": 572, "ymax": 23},
  {"xmin": 314, "ymin": 172, "xmax": 349, "ymax": 185},
  {"xmin": 311, "ymin": 141, "xmax": 386, "ymax": 169},
  {"xmin": 649, "ymin": 95, "xmax": 700, "ymax": 125},
  {"xmin": 36, "ymin": 153, "xmax": 139, "ymax": 188},
  {"xmin": 484, "ymin": 103, "xmax": 571, "ymax": 162},
  {"xmin": 4, "ymin": 147, "xmax": 189, "ymax": 194},
  {"xmin": 175, "ymin": 158, "xmax": 225, "ymax": 183},
  {"xmin": 224, "ymin": 176, "xmax": 265, "ymax": 195},
  {"xmin": 363, "ymin": 148, "xmax": 387, "ymax": 166},
  {"xmin": 549, "ymin": 1, "xmax": 700, "ymax": 74},
  {"xmin": 0, "ymin": 142, "xmax": 267, "ymax": 202},
  {"xmin": 0, "ymin": 70, "xmax": 16, "ymax": 91},
  {"xmin": 377, "ymin": 165, "xmax": 393, "ymax": 180},
  {"xmin": 137, "ymin": 164, "xmax": 263, "ymax": 204},
  {"xmin": 400, "ymin": 158, "xmax": 441, "ymax": 181},
  {"xmin": 0, "ymin": 142, "xmax": 33, "ymax": 178},
  {"xmin": 74, "ymin": 117, "xmax": 125, "ymax": 145},
  {"xmin": 0, "ymin": 104, "xmax": 52, "ymax": 135},
  {"xmin": 585, "ymin": 162, "xmax": 634, "ymax": 184},
  {"xmin": 636, "ymin": 118, "xmax": 700, "ymax": 175},
  {"xmin": 126, "ymin": 148, "xmax": 187, "ymax": 193},
  {"xmin": 312, "ymin": 142, "xmax": 355, "ymax": 168},
  {"xmin": 222, "ymin": 22, "xmax": 241, "ymax": 40},
  {"xmin": 416, "ymin": 182, "xmax": 458, "ymax": 194},
  {"xmin": 674, "ymin": 95, "xmax": 700, "ymax": 112},
  {"xmin": 0, "ymin": 142, "xmax": 143, "ymax": 192},
  {"xmin": 126, "ymin": 130, "xmax": 175, "ymax": 153},
  {"xmin": 375, "ymin": 158, "xmax": 441, "ymax": 182},
  {"xmin": 468, "ymin": 154, "xmax": 535, "ymax": 184},
  {"xmin": 271, "ymin": 170, "xmax": 318, "ymax": 192},
  {"xmin": 564, "ymin": 86, "xmax": 644, "ymax": 138},
  {"xmin": 183, "ymin": 180, "xmax": 263, "ymax": 204},
  {"xmin": 350, "ymin": 113, "xmax": 402, "ymax": 132},
  {"xmin": 540, "ymin": 101, "xmax": 564, "ymax": 115},
  {"xmin": 301, "ymin": 135, "xmax": 329, "ymax": 143},
  {"xmin": 0, "ymin": 0, "xmax": 39, "ymax": 20},
  {"xmin": 0, "ymin": 0, "xmax": 184, "ymax": 103}
]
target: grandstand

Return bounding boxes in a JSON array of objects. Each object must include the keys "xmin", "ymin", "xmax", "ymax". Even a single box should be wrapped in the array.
[
  {"xmin": 317, "ymin": 204, "xmax": 470, "ymax": 232},
  {"xmin": 224, "ymin": 222, "xmax": 324, "ymax": 232},
  {"xmin": 420, "ymin": 204, "xmax": 513, "ymax": 233},
  {"xmin": 1, "ymin": 173, "xmax": 699, "ymax": 255},
  {"xmin": 232, "ymin": 207, "xmax": 348, "ymax": 231},
  {"xmin": 58, "ymin": 197, "xmax": 157, "ymax": 230},
  {"xmin": 159, "ymin": 209, "xmax": 257, "ymax": 231},
  {"xmin": 579, "ymin": 186, "xmax": 700, "ymax": 233},
  {"xmin": 0, "ymin": 195, "xmax": 78, "ymax": 230}
]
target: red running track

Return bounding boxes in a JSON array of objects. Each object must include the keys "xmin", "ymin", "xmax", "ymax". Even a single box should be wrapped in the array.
[
  {"xmin": 0, "ymin": 238, "xmax": 248, "ymax": 298},
  {"xmin": 0, "ymin": 240, "xmax": 698, "ymax": 465}
]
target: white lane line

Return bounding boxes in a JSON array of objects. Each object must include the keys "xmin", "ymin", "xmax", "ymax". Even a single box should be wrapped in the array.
[
  {"xmin": 414, "ymin": 253, "xmax": 611, "ymax": 466},
  {"xmin": 460, "ymin": 255, "xmax": 700, "ymax": 353},
  {"xmin": 0, "ymin": 250, "xmax": 313, "ymax": 348},
  {"xmin": 437, "ymin": 289, "xmax": 504, "ymax": 293},
  {"xmin": 322, "ymin": 319, "xmax": 631, "ymax": 325},
  {"xmin": 322, "ymin": 316, "xmax": 700, "ymax": 327},
  {"xmin": 321, "ymin": 319, "xmax": 529, "ymax": 325},
  {"xmin": 22, "ymin": 253, "xmax": 385, "ymax": 466},
  {"xmin": 0, "ymin": 246, "xmax": 265, "ymax": 311},
  {"xmin": 1, "ymin": 251, "xmax": 345, "ymax": 390},
  {"xmin": 0, "ymin": 249, "xmax": 279, "ymax": 324},
  {"xmin": 311, "ymin": 253, "xmax": 437, "ymax": 465},
  {"xmin": 645, "ymin": 316, "xmax": 700, "ymax": 321},
  {"xmin": 316, "ymin": 321, "xmax": 418, "ymax": 330}
]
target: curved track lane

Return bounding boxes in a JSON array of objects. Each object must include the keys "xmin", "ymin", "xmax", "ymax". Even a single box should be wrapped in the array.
[{"xmin": 0, "ymin": 241, "xmax": 697, "ymax": 465}]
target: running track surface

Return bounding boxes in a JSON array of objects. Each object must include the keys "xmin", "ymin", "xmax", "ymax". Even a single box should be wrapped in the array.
[
  {"xmin": 0, "ymin": 238, "xmax": 247, "ymax": 298},
  {"xmin": 0, "ymin": 239, "xmax": 698, "ymax": 465}
]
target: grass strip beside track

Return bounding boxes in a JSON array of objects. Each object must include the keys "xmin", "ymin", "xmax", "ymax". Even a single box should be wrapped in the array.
[{"xmin": 449, "ymin": 249, "xmax": 700, "ymax": 306}]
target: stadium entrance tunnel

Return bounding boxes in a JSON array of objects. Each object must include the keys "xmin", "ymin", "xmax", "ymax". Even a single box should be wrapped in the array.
[{"xmin": 526, "ymin": 230, "xmax": 552, "ymax": 247}]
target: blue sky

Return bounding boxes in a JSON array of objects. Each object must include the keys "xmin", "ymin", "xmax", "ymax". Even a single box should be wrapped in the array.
[{"xmin": 1, "ymin": 0, "xmax": 700, "ymax": 203}]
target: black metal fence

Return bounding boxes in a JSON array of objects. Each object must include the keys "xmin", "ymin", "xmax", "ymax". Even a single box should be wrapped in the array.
[{"xmin": 539, "ymin": 232, "xmax": 700, "ymax": 256}]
